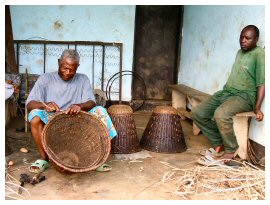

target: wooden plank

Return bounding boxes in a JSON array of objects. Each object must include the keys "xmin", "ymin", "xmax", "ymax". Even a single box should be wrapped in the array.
[
  {"xmin": 168, "ymin": 84, "xmax": 211, "ymax": 96},
  {"xmin": 236, "ymin": 111, "xmax": 256, "ymax": 117},
  {"xmin": 168, "ymin": 84, "xmax": 211, "ymax": 102},
  {"xmin": 233, "ymin": 116, "xmax": 250, "ymax": 160},
  {"xmin": 193, "ymin": 122, "xmax": 201, "ymax": 136},
  {"xmin": 172, "ymin": 90, "xmax": 186, "ymax": 109},
  {"xmin": 177, "ymin": 107, "xmax": 191, "ymax": 119}
]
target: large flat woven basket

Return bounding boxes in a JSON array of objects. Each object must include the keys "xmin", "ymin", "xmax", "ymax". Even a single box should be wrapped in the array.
[{"xmin": 42, "ymin": 111, "xmax": 111, "ymax": 173}]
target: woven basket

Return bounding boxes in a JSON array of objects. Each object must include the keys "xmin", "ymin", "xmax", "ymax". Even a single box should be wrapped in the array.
[
  {"xmin": 140, "ymin": 106, "xmax": 187, "ymax": 153},
  {"xmin": 42, "ymin": 111, "xmax": 111, "ymax": 173},
  {"xmin": 108, "ymin": 105, "xmax": 141, "ymax": 154}
]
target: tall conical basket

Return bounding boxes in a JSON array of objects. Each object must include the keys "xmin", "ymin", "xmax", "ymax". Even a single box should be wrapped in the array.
[
  {"xmin": 108, "ymin": 104, "xmax": 141, "ymax": 154},
  {"xmin": 42, "ymin": 111, "xmax": 111, "ymax": 173},
  {"xmin": 140, "ymin": 106, "xmax": 187, "ymax": 153}
]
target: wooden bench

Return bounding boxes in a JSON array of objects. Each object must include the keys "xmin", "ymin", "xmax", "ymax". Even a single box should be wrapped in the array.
[{"xmin": 168, "ymin": 84, "xmax": 255, "ymax": 160}]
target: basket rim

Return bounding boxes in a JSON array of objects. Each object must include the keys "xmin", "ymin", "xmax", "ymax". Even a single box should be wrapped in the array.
[
  {"xmin": 153, "ymin": 106, "xmax": 177, "ymax": 114},
  {"xmin": 108, "ymin": 104, "xmax": 133, "ymax": 115},
  {"xmin": 42, "ymin": 111, "xmax": 111, "ymax": 173}
]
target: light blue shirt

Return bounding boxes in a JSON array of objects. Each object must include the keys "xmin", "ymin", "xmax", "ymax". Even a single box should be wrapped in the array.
[{"xmin": 26, "ymin": 71, "xmax": 95, "ymax": 110}]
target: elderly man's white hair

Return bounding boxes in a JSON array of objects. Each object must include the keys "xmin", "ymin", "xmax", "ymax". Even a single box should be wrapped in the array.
[{"xmin": 60, "ymin": 49, "xmax": 80, "ymax": 62}]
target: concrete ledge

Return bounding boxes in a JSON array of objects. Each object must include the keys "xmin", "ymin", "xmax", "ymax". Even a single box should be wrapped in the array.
[{"xmin": 235, "ymin": 111, "xmax": 256, "ymax": 117}]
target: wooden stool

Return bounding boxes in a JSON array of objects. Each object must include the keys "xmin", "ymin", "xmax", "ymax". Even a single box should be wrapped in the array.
[
  {"xmin": 108, "ymin": 104, "xmax": 141, "ymax": 154},
  {"xmin": 140, "ymin": 106, "xmax": 187, "ymax": 153}
]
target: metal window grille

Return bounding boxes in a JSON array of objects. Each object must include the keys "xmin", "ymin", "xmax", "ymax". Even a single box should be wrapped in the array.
[{"xmin": 14, "ymin": 40, "xmax": 123, "ymax": 102}]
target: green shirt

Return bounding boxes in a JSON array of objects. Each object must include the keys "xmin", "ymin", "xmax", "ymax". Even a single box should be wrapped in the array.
[{"xmin": 223, "ymin": 46, "xmax": 265, "ymax": 107}]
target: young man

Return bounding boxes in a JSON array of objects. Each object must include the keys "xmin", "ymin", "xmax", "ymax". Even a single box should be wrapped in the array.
[
  {"xmin": 26, "ymin": 49, "xmax": 117, "ymax": 172},
  {"xmin": 191, "ymin": 25, "xmax": 265, "ymax": 163}
]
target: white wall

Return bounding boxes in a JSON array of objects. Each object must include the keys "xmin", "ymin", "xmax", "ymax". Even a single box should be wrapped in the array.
[
  {"xmin": 179, "ymin": 5, "xmax": 265, "ymax": 145},
  {"xmin": 10, "ymin": 5, "xmax": 136, "ymax": 101}
]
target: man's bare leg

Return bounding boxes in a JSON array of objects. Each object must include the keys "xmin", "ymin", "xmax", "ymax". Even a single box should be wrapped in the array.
[{"xmin": 30, "ymin": 116, "xmax": 48, "ymax": 161}]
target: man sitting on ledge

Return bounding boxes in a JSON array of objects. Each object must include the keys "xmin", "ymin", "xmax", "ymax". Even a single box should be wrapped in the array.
[{"xmin": 191, "ymin": 25, "xmax": 265, "ymax": 165}]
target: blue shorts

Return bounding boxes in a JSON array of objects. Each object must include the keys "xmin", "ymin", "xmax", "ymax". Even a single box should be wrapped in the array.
[{"xmin": 28, "ymin": 106, "xmax": 117, "ymax": 139}]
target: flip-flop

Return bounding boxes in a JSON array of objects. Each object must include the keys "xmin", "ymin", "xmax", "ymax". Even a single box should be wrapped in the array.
[
  {"xmin": 197, "ymin": 155, "xmax": 224, "ymax": 167},
  {"xmin": 224, "ymin": 160, "xmax": 242, "ymax": 168},
  {"xmin": 29, "ymin": 159, "xmax": 49, "ymax": 173},
  {"xmin": 199, "ymin": 148, "xmax": 224, "ymax": 157},
  {"xmin": 95, "ymin": 164, "xmax": 112, "ymax": 172}
]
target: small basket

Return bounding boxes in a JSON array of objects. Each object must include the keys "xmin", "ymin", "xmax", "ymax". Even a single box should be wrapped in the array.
[
  {"xmin": 108, "ymin": 104, "xmax": 141, "ymax": 154},
  {"xmin": 140, "ymin": 106, "xmax": 187, "ymax": 153},
  {"xmin": 42, "ymin": 111, "xmax": 111, "ymax": 173}
]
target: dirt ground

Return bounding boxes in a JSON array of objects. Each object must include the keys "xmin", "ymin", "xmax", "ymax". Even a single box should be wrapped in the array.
[{"xmin": 5, "ymin": 110, "xmax": 227, "ymax": 200}]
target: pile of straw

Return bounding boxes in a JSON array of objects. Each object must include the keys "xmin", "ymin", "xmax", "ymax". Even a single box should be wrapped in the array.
[
  {"xmin": 5, "ymin": 163, "xmax": 31, "ymax": 200},
  {"xmin": 161, "ymin": 160, "xmax": 265, "ymax": 200}
]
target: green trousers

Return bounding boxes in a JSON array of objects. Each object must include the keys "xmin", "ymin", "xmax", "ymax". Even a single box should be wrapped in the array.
[{"xmin": 190, "ymin": 90, "xmax": 253, "ymax": 153}]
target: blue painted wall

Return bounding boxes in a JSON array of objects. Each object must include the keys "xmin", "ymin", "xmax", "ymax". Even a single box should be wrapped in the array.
[
  {"xmin": 10, "ymin": 5, "xmax": 265, "ymax": 145},
  {"xmin": 10, "ymin": 5, "xmax": 136, "ymax": 101},
  {"xmin": 179, "ymin": 5, "xmax": 265, "ymax": 145}
]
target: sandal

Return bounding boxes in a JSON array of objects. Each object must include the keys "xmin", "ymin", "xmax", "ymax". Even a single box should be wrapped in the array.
[
  {"xmin": 197, "ymin": 155, "xmax": 224, "ymax": 167},
  {"xmin": 199, "ymin": 148, "xmax": 224, "ymax": 157},
  {"xmin": 224, "ymin": 160, "xmax": 242, "ymax": 167},
  {"xmin": 96, "ymin": 164, "xmax": 112, "ymax": 172},
  {"xmin": 29, "ymin": 159, "xmax": 49, "ymax": 173}
]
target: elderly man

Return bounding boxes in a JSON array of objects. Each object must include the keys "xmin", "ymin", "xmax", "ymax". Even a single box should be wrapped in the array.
[
  {"xmin": 191, "ymin": 25, "xmax": 265, "ymax": 165},
  {"xmin": 26, "ymin": 49, "xmax": 117, "ymax": 172}
]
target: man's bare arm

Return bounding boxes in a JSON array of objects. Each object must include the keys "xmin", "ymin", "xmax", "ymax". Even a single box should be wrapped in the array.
[
  {"xmin": 27, "ymin": 101, "xmax": 60, "ymax": 112},
  {"xmin": 254, "ymin": 84, "xmax": 265, "ymax": 121}
]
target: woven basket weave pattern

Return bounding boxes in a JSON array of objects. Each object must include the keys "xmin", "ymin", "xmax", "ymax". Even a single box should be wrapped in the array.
[
  {"xmin": 140, "ymin": 107, "xmax": 187, "ymax": 153},
  {"xmin": 108, "ymin": 105, "xmax": 141, "ymax": 154},
  {"xmin": 42, "ymin": 111, "xmax": 111, "ymax": 173}
]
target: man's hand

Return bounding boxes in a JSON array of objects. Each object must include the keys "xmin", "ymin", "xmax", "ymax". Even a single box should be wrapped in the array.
[
  {"xmin": 44, "ymin": 102, "xmax": 60, "ymax": 112},
  {"xmin": 65, "ymin": 104, "xmax": 81, "ymax": 115},
  {"xmin": 254, "ymin": 108, "xmax": 264, "ymax": 121}
]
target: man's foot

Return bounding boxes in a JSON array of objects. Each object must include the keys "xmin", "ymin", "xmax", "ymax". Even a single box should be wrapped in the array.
[
  {"xmin": 96, "ymin": 164, "xmax": 112, "ymax": 172},
  {"xmin": 220, "ymin": 152, "xmax": 235, "ymax": 160},
  {"xmin": 197, "ymin": 155, "xmax": 224, "ymax": 166},
  {"xmin": 220, "ymin": 152, "xmax": 244, "ymax": 167},
  {"xmin": 219, "ymin": 152, "xmax": 235, "ymax": 166},
  {"xmin": 199, "ymin": 148, "xmax": 224, "ymax": 157}
]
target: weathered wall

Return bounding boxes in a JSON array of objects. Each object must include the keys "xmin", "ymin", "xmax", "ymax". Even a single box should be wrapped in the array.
[
  {"xmin": 10, "ymin": 5, "xmax": 136, "ymax": 101},
  {"xmin": 10, "ymin": 5, "xmax": 265, "ymax": 145},
  {"xmin": 179, "ymin": 5, "xmax": 265, "ymax": 145}
]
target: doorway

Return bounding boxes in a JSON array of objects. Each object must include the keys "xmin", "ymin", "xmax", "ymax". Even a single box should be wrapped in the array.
[{"xmin": 132, "ymin": 5, "xmax": 183, "ymax": 101}]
